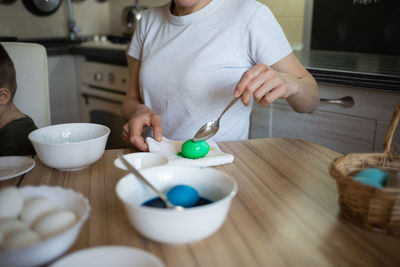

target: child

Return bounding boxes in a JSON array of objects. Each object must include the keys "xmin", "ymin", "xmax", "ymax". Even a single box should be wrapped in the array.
[{"xmin": 0, "ymin": 43, "xmax": 37, "ymax": 156}]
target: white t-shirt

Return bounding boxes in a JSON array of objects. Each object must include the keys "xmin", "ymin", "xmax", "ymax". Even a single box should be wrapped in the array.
[{"xmin": 128, "ymin": 0, "xmax": 292, "ymax": 141}]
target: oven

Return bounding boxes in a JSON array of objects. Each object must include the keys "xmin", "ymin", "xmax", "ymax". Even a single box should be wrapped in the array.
[{"xmin": 80, "ymin": 61, "xmax": 130, "ymax": 149}]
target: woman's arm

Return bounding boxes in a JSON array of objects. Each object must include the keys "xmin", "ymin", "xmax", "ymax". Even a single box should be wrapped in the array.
[
  {"xmin": 234, "ymin": 52, "xmax": 319, "ymax": 113},
  {"xmin": 121, "ymin": 57, "xmax": 163, "ymax": 151}
]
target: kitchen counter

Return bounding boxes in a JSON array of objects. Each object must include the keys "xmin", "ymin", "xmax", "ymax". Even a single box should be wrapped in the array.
[
  {"xmin": 71, "ymin": 45, "xmax": 127, "ymax": 66},
  {"xmin": 4, "ymin": 37, "xmax": 128, "ymax": 65},
  {"xmin": 3, "ymin": 38, "xmax": 400, "ymax": 92},
  {"xmin": 12, "ymin": 37, "xmax": 83, "ymax": 56}
]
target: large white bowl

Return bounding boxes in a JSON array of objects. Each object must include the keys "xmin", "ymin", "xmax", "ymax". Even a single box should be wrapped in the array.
[
  {"xmin": 28, "ymin": 123, "xmax": 110, "ymax": 171},
  {"xmin": 0, "ymin": 186, "xmax": 91, "ymax": 267},
  {"xmin": 115, "ymin": 165, "xmax": 238, "ymax": 244}
]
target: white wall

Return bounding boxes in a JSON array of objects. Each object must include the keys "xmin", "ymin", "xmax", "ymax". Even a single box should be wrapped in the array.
[
  {"xmin": 109, "ymin": 0, "xmax": 169, "ymax": 35},
  {"xmin": 0, "ymin": 0, "xmax": 304, "ymax": 46},
  {"xmin": 0, "ymin": 0, "xmax": 110, "ymax": 38}
]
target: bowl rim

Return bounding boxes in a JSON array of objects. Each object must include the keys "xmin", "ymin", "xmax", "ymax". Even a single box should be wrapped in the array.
[
  {"xmin": 0, "ymin": 185, "xmax": 91, "ymax": 253},
  {"xmin": 28, "ymin": 123, "xmax": 110, "ymax": 146},
  {"xmin": 49, "ymin": 245, "xmax": 166, "ymax": 267},
  {"xmin": 115, "ymin": 166, "xmax": 238, "ymax": 214},
  {"xmin": 113, "ymin": 152, "xmax": 169, "ymax": 171}
]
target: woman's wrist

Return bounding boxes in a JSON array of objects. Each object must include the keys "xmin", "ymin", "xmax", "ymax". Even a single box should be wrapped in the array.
[
  {"xmin": 277, "ymin": 71, "xmax": 299, "ymax": 99},
  {"xmin": 122, "ymin": 99, "xmax": 149, "ymax": 121},
  {"xmin": 286, "ymin": 75, "xmax": 319, "ymax": 113}
]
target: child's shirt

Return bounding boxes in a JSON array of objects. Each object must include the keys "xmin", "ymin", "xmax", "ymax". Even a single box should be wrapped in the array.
[{"xmin": 0, "ymin": 116, "xmax": 38, "ymax": 156}]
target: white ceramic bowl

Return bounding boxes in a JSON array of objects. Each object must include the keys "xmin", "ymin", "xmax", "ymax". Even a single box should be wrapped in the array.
[
  {"xmin": 113, "ymin": 152, "xmax": 169, "ymax": 171},
  {"xmin": 28, "ymin": 123, "xmax": 110, "ymax": 171},
  {"xmin": 49, "ymin": 246, "xmax": 165, "ymax": 267},
  {"xmin": 0, "ymin": 186, "xmax": 91, "ymax": 267},
  {"xmin": 115, "ymin": 165, "xmax": 238, "ymax": 244}
]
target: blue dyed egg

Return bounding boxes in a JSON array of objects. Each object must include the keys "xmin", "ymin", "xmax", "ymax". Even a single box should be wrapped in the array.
[
  {"xmin": 166, "ymin": 185, "xmax": 199, "ymax": 208},
  {"xmin": 353, "ymin": 168, "xmax": 390, "ymax": 189}
]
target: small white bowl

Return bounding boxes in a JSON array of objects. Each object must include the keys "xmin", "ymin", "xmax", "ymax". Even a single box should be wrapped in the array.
[
  {"xmin": 28, "ymin": 123, "xmax": 110, "ymax": 171},
  {"xmin": 115, "ymin": 165, "xmax": 238, "ymax": 244},
  {"xmin": 0, "ymin": 186, "xmax": 91, "ymax": 267},
  {"xmin": 114, "ymin": 152, "xmax": 168, "ymax": 171}
]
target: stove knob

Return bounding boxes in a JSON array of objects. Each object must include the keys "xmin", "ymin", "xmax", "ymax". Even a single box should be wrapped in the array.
[{"xmin": 94, "ymin": 72, "xmax": 103, "ymax": 82}]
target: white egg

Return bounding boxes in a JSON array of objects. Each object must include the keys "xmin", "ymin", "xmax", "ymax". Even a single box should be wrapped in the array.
[
  {"xmin": 20, "ymin": 197, "xmax": 55, "ymax": 227},
  {"xmin": 0, "ymin": 187, "xmax": 24, "ymax": 218},
  {"xmin": 1, "ymin": 229, "xmax": 41, "ymax": 250},
  {"xmin": 32, "ymin": 210, "xmax": 77, "ymax": 239},
  {"xmin": 0, "ymin": 218, "xmax": 28, "ymax": 238}
]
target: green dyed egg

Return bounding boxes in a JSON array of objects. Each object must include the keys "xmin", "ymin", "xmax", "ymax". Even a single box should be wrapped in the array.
[{"xmin": 181, "ymin": 139, "xmax": 210, "ymax": 159}]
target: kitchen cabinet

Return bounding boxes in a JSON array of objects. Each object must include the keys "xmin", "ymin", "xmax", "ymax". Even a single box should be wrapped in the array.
[
  {"xmin": 48, "ymin": 55, "xmax": 82, "ymax": 124},
  {"xmin": 249, "ymin": 83, "xmax": 400, "ymax": 154}
]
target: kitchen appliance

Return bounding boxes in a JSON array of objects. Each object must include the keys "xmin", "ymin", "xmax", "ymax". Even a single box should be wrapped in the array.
[
  {"xmin": 121, "ymin": 0, "xmax": 148, "ymax": 36},
  {"xmin": 0, "ymin": 0, "xmax": 17, "ymax": 4},
  {"xmin": 309, "ymin": 0, "xmax": 400, "ymax": 55},
  {"xmin": 79, "ymin": 60, "xmax": 130, "ymax": 149},
  {"xmin": 22, "ymin": 0, "xmax": 61, "ymax": 16}
]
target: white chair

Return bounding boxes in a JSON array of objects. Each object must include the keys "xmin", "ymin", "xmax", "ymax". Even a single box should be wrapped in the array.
[{"xmin": 1, "ymin": 42, "xmax": 51, "ymax": 128}]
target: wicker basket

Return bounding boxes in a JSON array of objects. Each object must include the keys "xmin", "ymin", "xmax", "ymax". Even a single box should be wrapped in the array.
[{"xmin": 329, "ymin": 102, "xmax": 400, "ymax": 235}]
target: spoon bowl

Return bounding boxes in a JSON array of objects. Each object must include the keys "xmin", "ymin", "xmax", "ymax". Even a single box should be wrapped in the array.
[
  {"xmin": 193, "ymin": 97, "xmax": 239, "ymax": 142},
  {"xmin": 193, "ymin": 121, "xmax": 219, "ymax": 142}
]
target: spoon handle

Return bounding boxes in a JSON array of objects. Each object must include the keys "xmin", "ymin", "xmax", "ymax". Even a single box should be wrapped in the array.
[
  {"xmin": 117, "ymin": 154, "xmax": 172, "ymax": 207},
  {"xmin": 218, "ymin": 97, "xmax": 240, "ymax": 120}
]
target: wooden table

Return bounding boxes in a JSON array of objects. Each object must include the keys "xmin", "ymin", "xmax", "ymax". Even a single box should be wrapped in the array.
[{"xmin": 2, "ymin": 138, "xmax": 400, "ymax": 267}]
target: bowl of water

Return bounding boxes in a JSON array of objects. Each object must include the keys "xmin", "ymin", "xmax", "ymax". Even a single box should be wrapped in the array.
[{"xmin": 115, "ymin": 165, "xmax": 238, "ymax": 244}]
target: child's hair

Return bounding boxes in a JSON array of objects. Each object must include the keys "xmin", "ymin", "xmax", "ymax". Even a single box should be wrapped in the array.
[{"xmin": 0, "ymin": 44, "xmax": 17, "ymax": 99}]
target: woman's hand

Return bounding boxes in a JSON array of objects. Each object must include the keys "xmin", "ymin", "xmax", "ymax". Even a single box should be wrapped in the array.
[
  {"xmin": 233, "ymin": 53, "xmax": 319, "ymax": 113},
  {"xmin": 234, "ymin": 63, "xmax": 295, "ymax": 106},
  {"xmin": 121, "ymin": 105, "xmax": 163, "ymax": 151},
  {"xmin": 122, "ymin": 57, "xmax": 163, "ymax": 151}
]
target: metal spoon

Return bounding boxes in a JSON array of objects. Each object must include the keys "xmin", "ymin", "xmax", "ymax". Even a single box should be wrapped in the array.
[
  {"xmin": 193, "ymin": 97, "xmax": 240, "ymax": 142},
  {"xmin": 117, "ymin": 154, "xmax": 184, "ymax": 211}
]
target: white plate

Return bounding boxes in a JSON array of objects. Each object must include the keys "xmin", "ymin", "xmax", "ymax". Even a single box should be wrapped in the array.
[
  {"xmin": 0, "ymin": 156, "xmax": 35, "ymax": 181},
  {"xmin": 114, "ymin": 152, "xmax": 169, "ymax": 170},
  {"xmin": 50, "ymin": 246, "xmax": 165, "ymax": 267}
]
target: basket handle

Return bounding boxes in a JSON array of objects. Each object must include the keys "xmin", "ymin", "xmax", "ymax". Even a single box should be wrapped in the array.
[{"xmin": 383, "ymin": 102, "xmax": 400, "ymax": 154}]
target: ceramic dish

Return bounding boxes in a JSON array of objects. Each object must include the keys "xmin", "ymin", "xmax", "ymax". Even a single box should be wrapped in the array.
[
  {"xmin": 114, "ymin": 152, "xmax": 168, "ymax": 171},
  {"xmin": 49, "ymin": 246, "xmax": 165, "ymax": 267},
  {"xmin": 0, "ymin": 186, "xmax": 91, "ymax": 267},
  {"xmin": 0, "ymin": 156, "xmax": 35, "ymax": 181},
  {"xmin": 116, "ymin": 165, "xmax": 238, "ymax": 244},
  {"xmin": 28, "ymin": 123, "xmax": 110, "ymax": 171}
]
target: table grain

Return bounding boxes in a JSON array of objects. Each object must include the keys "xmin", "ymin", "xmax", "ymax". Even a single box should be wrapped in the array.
[{"xmin": 2, "ymin": 138, "xmax": 400, "ymax": 267}]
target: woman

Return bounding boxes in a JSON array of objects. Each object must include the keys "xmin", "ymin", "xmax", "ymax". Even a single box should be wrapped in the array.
[{"xmin": 122, "ymin": 0, "xmax": 319, "ymax": 151}]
